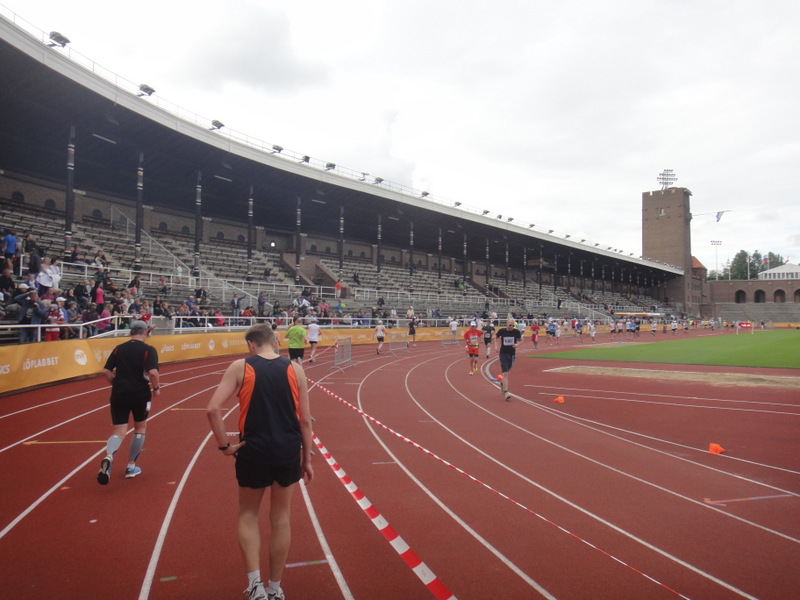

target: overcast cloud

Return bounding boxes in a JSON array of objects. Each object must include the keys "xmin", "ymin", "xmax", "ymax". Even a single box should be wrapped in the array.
[{"xmin": 3, "ymin": 0, "xmax": 799, "ymax": 272}]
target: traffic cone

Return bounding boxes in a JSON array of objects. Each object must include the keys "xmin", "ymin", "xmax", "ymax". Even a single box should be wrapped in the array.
[
  {"xmin": 554, "ymin": 396, "xmax": 565, "ymax": 403},
  {"xmin": 708, "ymin": 443, "xmax": 725, "ymax": 455}
]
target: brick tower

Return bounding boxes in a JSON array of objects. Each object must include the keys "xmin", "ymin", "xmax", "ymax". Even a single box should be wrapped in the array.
[{"xmin": 642, "ymin": 186, "xmax": 696, "ymax": 314}]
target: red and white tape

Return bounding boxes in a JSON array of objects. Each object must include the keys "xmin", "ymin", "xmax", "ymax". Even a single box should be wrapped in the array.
[{"xmin": 313, "ymin": 433, "xmax": 456, "ymax": 600}]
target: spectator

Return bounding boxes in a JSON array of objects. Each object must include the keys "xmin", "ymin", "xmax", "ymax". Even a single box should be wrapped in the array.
[
  {"xmin": 96, "ymin": 303, "xmax": 113, "ymax": 335},
  {"xmin": 27, "ymin": 247, "xmax": 42, "ymax": 278},
  {"xmin": 128, "ymin": 274, "xmax": 142, "ymax": 297},
  {"xmin": 81, "ymin": 303, "xmax": 100, "ymax": 338},
  {"xmin": 0, "ymin": 267, "xmax": 15, "ymax": 297},
  {"xmin": 230, "ymin": 293, "xmax": 242, "ymax": 323},
  {"xmin": 2, "ymin": 229, "xmax": 19, "ymax": 270},
  {"xmin": 44, "ymin": 300, "xmax": 65, "ymax": 342},
  {"xmin": 73, "ymin": 280, "xmax": 90, "ymax": 310},
  {"xmin": 14, "ymin": 287, "xmax": 48, "ymax": 343},
  {"xmin": 66, "ymin": 300, "xmax": 82, "ymax": 338}
]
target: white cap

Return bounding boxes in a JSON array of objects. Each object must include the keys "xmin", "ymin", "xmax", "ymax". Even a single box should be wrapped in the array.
[{"xmin": 470, "ymin": 321, "xmax": 477, "ymax": 326}]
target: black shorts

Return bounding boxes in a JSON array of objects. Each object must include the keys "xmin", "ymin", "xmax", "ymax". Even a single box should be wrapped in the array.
[
  {"xmin": 376, "ymin": 337, "xmax": 384, "ymax": 342},
  {"xmin": 499, "ymin": 352, "xmax": 516, "ymax": 373},
  {"xmin": 109, "ymin": 391, "xmax": 151, "ymax": 425},
  {"xmin": 235, "ymin": 456, "xmax": 301, "ymax": 489},
  {"xmin": 288, "ymin": 347, "xmax": 305, "ymax": 360}
]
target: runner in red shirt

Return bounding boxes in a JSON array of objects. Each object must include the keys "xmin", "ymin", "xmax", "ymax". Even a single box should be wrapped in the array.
[
  {"xmin": 529, "ymin": 321, "xmax": 540, "ymax": 349},
  {"xmin": 463, "ymin": 321, "xmax": 481, "ymax": 375}
]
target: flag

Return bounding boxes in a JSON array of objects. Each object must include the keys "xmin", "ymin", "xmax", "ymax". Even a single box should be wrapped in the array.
[
  {"xmin": 763, "ymin": 257, "xmax": 769, "ymax": 264},
  {"xmin": 715, "ymin": 211, "xmax": 725, "ymax": 222},
  {"xmin": 745, "ymin": 256, "xmax": 750, "ymax": 263}
]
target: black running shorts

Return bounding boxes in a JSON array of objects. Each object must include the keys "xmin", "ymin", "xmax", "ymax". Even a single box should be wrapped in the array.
[
  {"xmin": 235, "ymin": 456, "xmax": 302, "ymax": 489},
  {"xmin": 499, "ymin": 352, "xmax": 516, "ymax": 373},
  {"xmin": 109, "ymin": 391, "xmax": 151, "ymax": 425}
]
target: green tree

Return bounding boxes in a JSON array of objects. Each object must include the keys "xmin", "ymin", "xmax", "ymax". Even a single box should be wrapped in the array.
[{"xmin": 725, "ymin": 249, "xmax": 785, "ymax": 280}]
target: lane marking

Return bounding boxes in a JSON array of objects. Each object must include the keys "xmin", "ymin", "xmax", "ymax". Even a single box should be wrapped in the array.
[
  {"xmin": 703, "ymin": 494, "xmax": 794, "ymax": 506},
  {"xmin": 23, "ymin": 440, "xmax": 105, "ymax": 445},
  {"xmin": 298, "ymin": 479, "xmax": 353, "ymax": 599},
  {"xmin": 286, "ymin": 559, "xmax": 329, "ymax": 568}
]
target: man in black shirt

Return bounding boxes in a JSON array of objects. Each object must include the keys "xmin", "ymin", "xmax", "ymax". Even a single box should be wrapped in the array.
[
  {"xmin": 495, "ymin": 318, "xmax": 522, "ymax": 401},
  {"xmin": 97, "ymin": 320, "xmax": 160, "ymax": 484}
]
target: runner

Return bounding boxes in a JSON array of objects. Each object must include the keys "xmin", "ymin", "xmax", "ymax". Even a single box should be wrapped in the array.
[
  {"xmin": 495, "ymin": 318, "xmax": 522, "ymax": 401},
  {"xmin": 464, "ymin": 321, "xmax": 481, "ymax": 375}
]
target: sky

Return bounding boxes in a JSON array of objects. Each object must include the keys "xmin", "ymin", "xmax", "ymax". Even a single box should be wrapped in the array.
[{"xmin": 3, "ymin": 0, "xmax": 799, "ymax": 273}]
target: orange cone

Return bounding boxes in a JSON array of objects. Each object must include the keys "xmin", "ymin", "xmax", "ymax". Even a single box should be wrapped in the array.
[
  {"xmin": 708, "ymin": 443, "xmax": 725, "ymax": 455},
  {"xmin": 554, "ymin": 396, "xmax": 565, "ymax": 403}
]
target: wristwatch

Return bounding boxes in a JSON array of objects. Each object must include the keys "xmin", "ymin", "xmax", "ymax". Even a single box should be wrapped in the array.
[{"xmin": 218, "ymin": 442, "xmax": 231, "ymax": 451}]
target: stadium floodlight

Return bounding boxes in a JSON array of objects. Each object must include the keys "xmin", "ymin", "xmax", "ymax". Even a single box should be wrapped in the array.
[
  {"xmin": 359, "ymin": 172, "xmax": 368, "ymax": 181},
  {"xmin": 137, "ymin": 84, "xmax": 156, "ymax": 97},
  {"xmin": 209, "ymin": 120, "xmax": 225, "ymax": 130},
  {"xmin": 507, "ymin": 217, "xmax": 514, "ymax": 222},
  {"xmin": 594, "ymin": 243, "xmax": 599, "ymax": 246},
  {"xmin": 565, "ymin": 234, "xmax": 570, "ymax": 238},
  {"xmin": 374, "ymin": 177, "xmax": 384, "ymax": 184},
  {"xmin": 657, "ymin": 168, "xmax": 678, "ymax": 189},
  {"xmin": 325, "ymin": 162, "xmax": 336, "ymax": 170},
  {"xmin": 300, "ymin": 155, "xmax": 310, "ymax": 163},
  {"xmin": 421, "ymin": 191, "xmax": 429, "ymax": 198},
  {"xmin": 548, "ymin": 229, "xmax": 554, "ymax": 234},
  {"xmin": 271, "ymin": 145, "xmax": 283, "ymax": 153},
  {"xmin": 528, "ymin": 223, "xmax": 535, "ymax": 228},
  {"xmin": 482, "ymin": 210, "xmax": 490, "ymax": 215},
  {"xmin": 48, "ymin": 31, "xmax": 70, "ymax": 47},
  {"xmin": 580, "ymin": 239, "xmax": 585, "ymax": 243},
  {"xmin": 497, "ymin": 214, "xmax": 502, "ymax": 219},
  {"xmin": 454, "ymin": 201, "xmax": 461, "ymax": 206}
]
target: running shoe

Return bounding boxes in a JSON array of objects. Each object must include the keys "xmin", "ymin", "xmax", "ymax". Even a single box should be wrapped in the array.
[
  {"xmin": 245, "ymin": 580, "xmax": 268, "ymax": 600},
  {"xmin": 267, "ymin": 588, "xmax": 285, "ymax": 600},
  {"xmin": 97, "ymin": 455, "xmax": 112, "ymax": 485},
  {"xmin": 504, "ymin": 391, "xmax": 511, "ymax": 401},
  {"xmin": 124, "ymin": 466, "xmax": 142, "ymax": 479}
]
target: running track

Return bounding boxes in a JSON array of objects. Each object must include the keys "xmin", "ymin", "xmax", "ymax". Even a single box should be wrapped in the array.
[{"xmin": 1, "ymin": 331, "xmax": 798, "ymax": 599}]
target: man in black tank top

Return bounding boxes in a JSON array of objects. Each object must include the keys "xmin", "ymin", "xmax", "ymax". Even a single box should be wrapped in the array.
[{"xmin": 207, "ymin": 323, "xmax": 314, "ymax": 600}]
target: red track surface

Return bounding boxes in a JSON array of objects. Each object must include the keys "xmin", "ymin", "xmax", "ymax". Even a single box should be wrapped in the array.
[{"xmin": 1, "ymin": 331, "xmax": 799, "ymax": 600}]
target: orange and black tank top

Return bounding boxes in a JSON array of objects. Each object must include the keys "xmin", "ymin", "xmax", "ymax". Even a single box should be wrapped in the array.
[{"xmin": 237, "ymin": 354, "xmax": 301, "ymax": 465}]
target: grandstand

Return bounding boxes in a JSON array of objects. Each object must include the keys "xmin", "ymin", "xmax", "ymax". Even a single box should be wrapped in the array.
[{"xmin": 2, "ymin": 9, "xmax": 798, "ymax": 344}]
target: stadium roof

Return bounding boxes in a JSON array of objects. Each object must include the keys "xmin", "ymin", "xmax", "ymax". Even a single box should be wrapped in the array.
[{"xmin": 0, "ymin": 14, "xmax": 682, "ymax": 278}]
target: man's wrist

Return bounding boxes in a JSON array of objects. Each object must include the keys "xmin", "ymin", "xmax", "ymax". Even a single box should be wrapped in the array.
[{"xmin": 218, "ymin": 442, "xmax": 231, "ymax": 451}]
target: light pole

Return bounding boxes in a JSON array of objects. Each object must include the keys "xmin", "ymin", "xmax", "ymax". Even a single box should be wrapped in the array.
[{"xmin": 711, "ymin": 240, "xmax": 722, "ymax": 280}]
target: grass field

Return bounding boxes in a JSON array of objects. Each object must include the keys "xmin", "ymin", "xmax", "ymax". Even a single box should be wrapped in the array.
[{"xmin": 531, "ymin": 330, "xmax": 800, "ymax": 369}]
